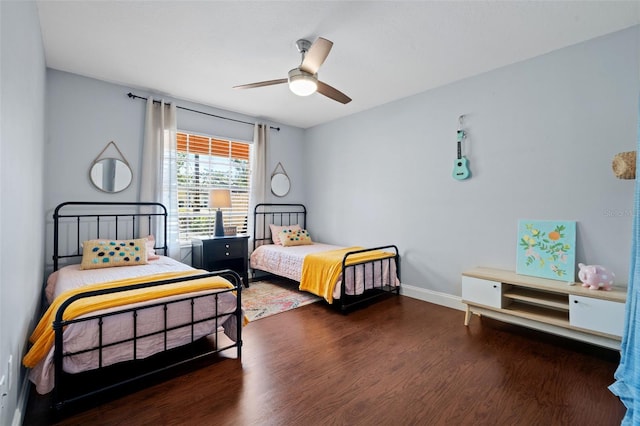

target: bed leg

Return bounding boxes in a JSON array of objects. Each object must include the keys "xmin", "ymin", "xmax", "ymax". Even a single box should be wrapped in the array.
[{"xmin": 464, "ymin": 304, "xmax": 471, "ymax": 326}]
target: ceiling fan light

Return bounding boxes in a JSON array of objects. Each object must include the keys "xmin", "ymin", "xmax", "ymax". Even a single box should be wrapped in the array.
[{"xmin": 288, "ymin": 69, "xmax": 318, "ymax": 96}]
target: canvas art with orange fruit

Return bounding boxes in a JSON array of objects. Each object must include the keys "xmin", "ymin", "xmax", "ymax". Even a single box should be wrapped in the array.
[{"xmin": 516, "ymin": 220, "xmax": 576, "ymax": 281}]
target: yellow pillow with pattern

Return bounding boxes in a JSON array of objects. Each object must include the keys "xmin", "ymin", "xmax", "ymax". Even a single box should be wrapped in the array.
[
  {"xmin": 81, "ymin": 238, "xmax": 148, "ymax": 269},
  {"xmin": 279, "ymin": 229, "xmax": 313, "ymax": 247},
  {"xmin": 270, "ymin": 224, "xmax": 301, "ymax": 245}
]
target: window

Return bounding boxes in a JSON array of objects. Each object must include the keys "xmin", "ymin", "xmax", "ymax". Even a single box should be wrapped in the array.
[{"xmin": 176, "ymin": 131, "xmax": 251, "ymax": 241}]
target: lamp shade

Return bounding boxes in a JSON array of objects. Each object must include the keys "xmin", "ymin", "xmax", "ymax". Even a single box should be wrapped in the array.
[{"xmin": 209, "ymin": 189, "xmax": 231, "ymax": 209}]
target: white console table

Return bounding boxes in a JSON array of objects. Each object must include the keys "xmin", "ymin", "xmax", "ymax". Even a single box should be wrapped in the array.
[{"xmin": 462, "ymin": 267, "xmax": 627, "ymax": 350}]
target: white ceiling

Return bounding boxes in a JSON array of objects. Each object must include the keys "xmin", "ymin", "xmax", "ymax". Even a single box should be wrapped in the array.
[{"xmin": 36, "ymin": 1, "xmax": 640, "ymax": 129}]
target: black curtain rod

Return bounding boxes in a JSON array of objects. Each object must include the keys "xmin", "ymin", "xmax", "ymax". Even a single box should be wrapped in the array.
[{"xmin": 127, "ymin": 92, "xmax": 280, "ymax": 131}]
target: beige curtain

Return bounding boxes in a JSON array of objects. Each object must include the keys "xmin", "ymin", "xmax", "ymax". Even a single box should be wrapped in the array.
[
  {"xmin": 140, "ymin": 97, "xmax": 179, "ymax": 258},
  {"xmin": 248, "ymin": 123, "xmax": 268, "ymax": 251}
]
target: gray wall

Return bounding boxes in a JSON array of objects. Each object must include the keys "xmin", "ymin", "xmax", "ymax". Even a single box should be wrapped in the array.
[
  {"xmin": 45, "ymin": 70, "xmax": 305, "ymax": 267},
  {"xmin": 0, "ymin": 1, "xmax": 46, "ymax": 424},
  {"xmin": 303, "ymin": 26, "xmax": 639, "ymax": 296}
]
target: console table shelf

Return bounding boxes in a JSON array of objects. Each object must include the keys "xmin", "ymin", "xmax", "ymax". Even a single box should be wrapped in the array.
[
  {"xmin": 504, "ymin": 301, "xmax": 569, "ymax": 326},
  {"xmin": 503, "ymin": 289, "xmax": 569, "ymax": 311},
  {"xmin": 462, "ymin": 267, "xmax": 627, "ymax": 350}
]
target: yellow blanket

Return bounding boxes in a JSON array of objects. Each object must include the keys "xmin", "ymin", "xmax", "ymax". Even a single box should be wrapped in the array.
[
  {"xmin": 300, "ymin": 247, "xmax": 395, "ymax": 304},
  {"xmin": 23, "ymin": 270, "xmax": 238, "ymax": 368}
]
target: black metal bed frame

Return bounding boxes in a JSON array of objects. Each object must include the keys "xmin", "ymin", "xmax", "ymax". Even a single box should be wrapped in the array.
[
  {"xmin": 252, "ymin": 203, "xmax": 400, "ymax": 311},
  {"xmin": 53, "ymin": 201, "xmax": 168, "ymax": 270},
  {"xmin": 47, "ymin": 201, "xmax": 243, "ymax": 414}
]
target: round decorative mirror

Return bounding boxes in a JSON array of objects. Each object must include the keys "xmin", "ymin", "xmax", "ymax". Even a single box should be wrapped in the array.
[
  {"xmin": 90, "ymin": 158, "xmax": 133, "ymax": 193},
  {"xmin": 271, "ymin": 173, "xmax": 290, "ymax": 197},
  {"xmin": 270, "ymin": 162, "xmax": 291, "ymax": 197}
]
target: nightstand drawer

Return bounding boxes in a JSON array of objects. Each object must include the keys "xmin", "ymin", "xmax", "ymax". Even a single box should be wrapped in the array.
[{"xmin": 208, "ymin": 240, "xmax": 244, "ymax": 258}]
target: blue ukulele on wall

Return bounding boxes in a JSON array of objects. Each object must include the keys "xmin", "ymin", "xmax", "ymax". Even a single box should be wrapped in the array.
[{"xmin": 452, "ymin": 126, "xmax": 470, "ymax": 180}]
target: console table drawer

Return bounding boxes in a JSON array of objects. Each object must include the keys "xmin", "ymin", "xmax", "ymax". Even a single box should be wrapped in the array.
[
  {"xmin": 461, "ymin": 276, "xmax": 505, "ymax": 309},
  {"xmin": 570, "ymin": 295, "xmax": 625, "ymax": 337}
]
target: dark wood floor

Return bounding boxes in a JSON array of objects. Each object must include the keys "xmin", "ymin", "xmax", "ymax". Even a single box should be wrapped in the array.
[{"xmin": 24, "ymin": 296, "xmax": 625, "ymax": 425}]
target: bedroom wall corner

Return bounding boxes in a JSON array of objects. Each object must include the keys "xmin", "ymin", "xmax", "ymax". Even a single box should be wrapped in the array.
[{"xmin": 0, "ymin": 1, "xmax": 47, "ymax": 425}]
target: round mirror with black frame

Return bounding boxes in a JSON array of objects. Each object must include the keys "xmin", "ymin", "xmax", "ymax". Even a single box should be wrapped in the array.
[{"xmin": 270, "ymin": 162, "xmax": 290, "ymax": 197}]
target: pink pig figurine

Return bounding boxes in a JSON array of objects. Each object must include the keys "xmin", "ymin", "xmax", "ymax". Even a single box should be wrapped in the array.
[{"xmin": 577, "ymin": 263, "xmax": 615, "ymax": 291}]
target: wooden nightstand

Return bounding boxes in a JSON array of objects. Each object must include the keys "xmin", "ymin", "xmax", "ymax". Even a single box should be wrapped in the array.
[{"xmin": 191, "ymin": 235, "xmax": 250, "ymax": 288}]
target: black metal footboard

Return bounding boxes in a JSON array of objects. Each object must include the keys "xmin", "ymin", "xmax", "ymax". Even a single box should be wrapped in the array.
[
  {"xmin": 51, "ymin": 269, "xmax": 243, "ymax": 413},
  {"xmin": 336, "ymin": 245, "xmax": 401, "ymax": 311}
]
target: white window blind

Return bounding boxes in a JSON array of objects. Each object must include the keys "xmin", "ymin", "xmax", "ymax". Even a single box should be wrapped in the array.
[{"xmin": 176, "ymin": 131, "xmax": 251, "ymax": 241}]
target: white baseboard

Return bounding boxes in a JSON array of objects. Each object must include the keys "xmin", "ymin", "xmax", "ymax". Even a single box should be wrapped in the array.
[
  {"xmin": 12, "ymin": 377, "xmax": 29, "ymax": 426},
  {"xmin": 400, "ymin": 283, "xmax": 466, "ymax": 311}
]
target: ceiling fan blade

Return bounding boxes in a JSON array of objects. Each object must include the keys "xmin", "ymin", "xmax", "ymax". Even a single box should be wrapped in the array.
[
  {"xmin": 233, "ymin": 78, "xmax": 287, "ymax": 89},
  {"xmin": 300, "ymin": 37, "xmax": 333, "ymax": 74},
  {"xmin": 317, "ymin": 81, "xmax": 352, "ymax": 104}
]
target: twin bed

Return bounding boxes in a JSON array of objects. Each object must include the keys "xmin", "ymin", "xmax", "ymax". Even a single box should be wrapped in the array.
[
  {"xmin": 25, "ymin": 201, "xmax": 400, "ymax": 414},
  {"xmin": 250, "ymin": 203, "xmax": 400, "ymax": 311},
  {"xmin": 25, "ymin": 202, "xmax": 244, "ymax": 413}
]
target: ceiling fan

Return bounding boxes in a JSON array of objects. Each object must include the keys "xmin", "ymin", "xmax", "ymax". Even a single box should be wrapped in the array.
[{"xmin": 233, "ymin": 37, "xmax": 352, "ymax": 104}]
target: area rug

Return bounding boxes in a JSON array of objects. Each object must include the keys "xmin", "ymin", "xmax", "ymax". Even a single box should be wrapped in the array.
[{"xmin": 242, "ymin": 278, "xmax": 322, "ymax": 321}]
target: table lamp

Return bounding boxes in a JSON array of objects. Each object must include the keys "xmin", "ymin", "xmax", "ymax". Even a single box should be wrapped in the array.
[{"xmin": 210, "ymin": 189, "xmax": 231, "ymax": 237}]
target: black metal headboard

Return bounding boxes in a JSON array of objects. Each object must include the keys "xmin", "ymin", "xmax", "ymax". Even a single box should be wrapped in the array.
[
  {"xmin": 53, "ymin": 201, "xmax": 168, "ymax": 271},
  {"xmin": 253, "ymin": 203, "xmax": 307, "ymax": 250}
]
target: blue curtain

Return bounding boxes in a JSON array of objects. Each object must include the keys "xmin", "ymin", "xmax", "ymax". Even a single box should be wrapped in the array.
[{"xmin": 610, "ymin": 103, "xmax": 640, "ymax": 424}]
